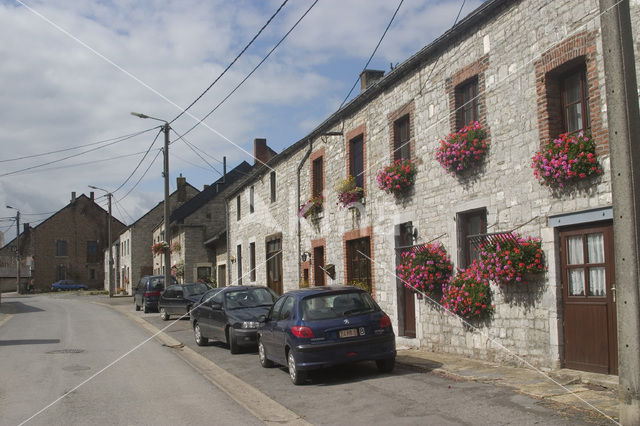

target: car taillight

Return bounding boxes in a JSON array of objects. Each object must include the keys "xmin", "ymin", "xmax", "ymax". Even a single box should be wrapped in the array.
[
  {"xmin": 291, "ymin": 326, "xmax": 314, "ymax": 338},
  {"xmin": 379, "ymin": 314, "xmax": 391, "ymax": 328},
  {"xmin": 145, "ymin": 291, "xmax": 161, "ymax": 297}
]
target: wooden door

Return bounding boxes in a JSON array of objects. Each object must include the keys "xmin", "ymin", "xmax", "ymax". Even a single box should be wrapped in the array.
[
  {"xmin": 560, "ymin": 222, "xmax": 617, "ymax": 374},
  {"xmin": 266, "ymin": 238, "xmax": 283, "ymax": 295},
  {"xmin": 313, "ymin": 246, "xmax": 325, "ymax": 287},
  {"xmin": 397, "ymin": 223, "xmax": 415, "ymax": 338}
]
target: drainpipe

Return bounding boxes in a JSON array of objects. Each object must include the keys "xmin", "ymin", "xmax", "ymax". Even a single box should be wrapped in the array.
[
  {"xmin": 225, "ymin": 198, "xmax": 230, "ymax": 287},
  {"xmin": 297, "ymin": 138, "xmax": 313, "ymax": 283}
]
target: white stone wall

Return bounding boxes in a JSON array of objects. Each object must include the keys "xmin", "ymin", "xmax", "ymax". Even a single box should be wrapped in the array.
[{"xmin": 227, "ymin": 0, "xmax": 638, "ymax": 368}]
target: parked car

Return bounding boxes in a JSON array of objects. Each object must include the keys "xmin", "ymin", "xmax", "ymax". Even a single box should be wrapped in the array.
[
  {"xmin": 257, "ymin": 286, "xmax": 396, "ymax": 385},
  {"xmin": 51, "ymin": 280, "xmax": 88, "ymax": 291},
  {"xmin": 134, "ymin": 275, "xmax": 177, "ymax": 313},
  {"xmin": 158, "ymin": 282, "xmax": 212, "ymax": 321},
  {"xmin": 190, "ymin": 285, "xmax": 279, "ymax": 353}
]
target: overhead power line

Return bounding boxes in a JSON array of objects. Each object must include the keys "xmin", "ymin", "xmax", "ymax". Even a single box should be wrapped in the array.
[
  {"xmin": 0, "ymin": 127, "xmax": 157, "ymax": 164},
  {"xmin": 0, "ymin": 128, "xmax": 159, "ymax": 178},
  {"xmin": 170, "ymin": 0, "xmax": 290, "ymax": 124},
  {"xmin": 174, "ymin": 0, "xmax": 320, "ymax": 142},
  {"xmin": 111, "ymin": 129, "xmax": 163, "ymax": 195},
  {"xmin": 338, "ymin": 0, "xmax": 405, "ymax": 110}
]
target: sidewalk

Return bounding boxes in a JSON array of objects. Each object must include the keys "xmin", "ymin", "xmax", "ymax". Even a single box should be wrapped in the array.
[{"xmin": 396, "ymin": 347, "xmax": 619, "ymax": 423}]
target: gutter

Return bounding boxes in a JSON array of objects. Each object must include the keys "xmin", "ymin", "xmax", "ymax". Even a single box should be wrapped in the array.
[
  {"xmin": 225, "ymin": 198, "xmax": 230, "ymax": 287},
  {"xmin": 296, "ymin": 139, "xmax": 313, "ymax": 283}
]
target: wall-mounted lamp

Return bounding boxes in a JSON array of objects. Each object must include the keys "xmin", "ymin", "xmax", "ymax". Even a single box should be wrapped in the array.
[
  {"xmin": 230, "ymin": 255, "xmax": 236, "ymax": 263},
  {"xmin": 301, "ymin": 251, "xmax": 311, "ymax": 262},
  {"xmin": 406, "ymin": 224, "xmax": 419, "ymax": 243}
]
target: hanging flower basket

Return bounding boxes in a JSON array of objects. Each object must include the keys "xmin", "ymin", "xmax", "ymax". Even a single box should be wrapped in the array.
[
  {"xmin": 151, "ymin": 241, "xmax": 169, "ymax": 255},
  {"xmin": 298, "ymin": 195, "xmax": 324, "ymax": 219},
  {"xmin": 478, "ymin": 233, "xmax": 545, "ymax": 285},
  {"xmin": 376, "ymin": 158, "xmax": 417, "ymax": 198},
  {"xmin": 441, "ymin": 262, "xmax": 493, "ymax": 321},
  {"xmin": 171, "ymin": 259, "xmax": 184, "ymax": 278},
  {"xmin": 436, "ymin": 121, "xmax": 488, "ymax": 175},
  {"xmin": 396, "ymin": 242, "xmax": 453, "ymax": 299},
  {"xmin": 336, "ymin": 176, "xmax": 364, "ymax": 209},
  {"xmin": 532, "ymin": 131, "xmax": 603, "ymax": 188}
]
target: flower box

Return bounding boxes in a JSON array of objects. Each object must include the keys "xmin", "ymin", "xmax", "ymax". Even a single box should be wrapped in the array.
[
  {"xmin": 336, "ymin": 176, "xmax": 364, "ymax": 209},
  {"xmin": 532, "ymin": 131, "xmax": 603, "ymax": 188},
  {"xmin": 396, "ymin": 242, "xmax": 453, "ymax": 299},
  {"xmin": 436, "ymin": 121, "xmax": 488, "ymax": 175},
  {"xmin": 298, "ymin": 196, "xmax": 324, "ymax": 219},
  {"xmin": 376, "ymin": 158, "xmax": 416, "ymax": 198}
]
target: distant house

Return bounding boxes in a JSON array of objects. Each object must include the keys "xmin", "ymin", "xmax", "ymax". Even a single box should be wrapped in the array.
[
  {"xmin": 0, "ymin": 192, "xmax": 126, "ymax": 292},
  {"xmin": 109, "ymin": 175, "xmax": 199, "ymax": 294},
  {"xmin": 152, "ymin": 159, "xmax": 256, "ymax": 286}
]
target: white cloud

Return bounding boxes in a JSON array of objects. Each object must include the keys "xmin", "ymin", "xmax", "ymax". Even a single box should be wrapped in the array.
[{"xmin": 0, "ymin": 0, "xmax": 483, "ymax": 241}]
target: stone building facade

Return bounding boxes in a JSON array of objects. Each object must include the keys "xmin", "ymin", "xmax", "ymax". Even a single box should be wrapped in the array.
[
  {"xmin": 152, "ymin": 162, "xmax": 253, "ymax": 285},
  {"xmin": 115, "ymin": 176, "xmax": 199, "ymax": 293},
  {"xmin": 227, "ymin": 0, "xmax": 640, "ymax": 374}
]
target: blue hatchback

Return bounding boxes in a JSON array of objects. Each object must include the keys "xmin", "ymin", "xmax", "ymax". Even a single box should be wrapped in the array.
[{"xmin": 257, "ymin": 286, "xmax": 396, "ymax": 385}]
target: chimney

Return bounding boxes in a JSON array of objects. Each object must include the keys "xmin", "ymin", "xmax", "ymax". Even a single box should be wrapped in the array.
[
  {"xmin": 90, "ymin": 191, "xmax": 94, "ymax": 200},
  {"xmin": 253, "ymin": 138, "xmax": 271, "ymax": 166},
  {"xmin": 71, "ymin": 192, "xmax": 76, "ymax": 203},
  {"xmin": 23, "ymin": 223, "xmax": 29, "ymax": 234},
  {"xmin": 203, "ymin": 184, "xmax": 209, "ymax": 190},
  {"xmin": 177, "ymin": 174, "xmax": 187, "ymax": 202},
  {"xmin": 360, "ymin": 69, "xmax": 385, "ymax": 92}
]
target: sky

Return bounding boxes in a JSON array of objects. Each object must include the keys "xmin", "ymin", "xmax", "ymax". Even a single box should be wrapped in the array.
[{"xmin": 0, "ymin": 0, "xmax": 483, "ymax": 244}]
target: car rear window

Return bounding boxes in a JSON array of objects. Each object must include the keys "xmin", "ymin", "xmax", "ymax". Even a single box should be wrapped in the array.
[
  {"xmin": 149, "ymin": 278, "xmax": 164, "ymax": 291},
  {"xmin": 302, "ymin": 292, "xmax": 377, "ymax": 321}
]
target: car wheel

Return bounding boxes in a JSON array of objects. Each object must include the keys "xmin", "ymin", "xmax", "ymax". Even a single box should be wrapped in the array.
[
  {"xmin": 288, "ymin": 351, "xmax": 306, "ymax": 385},
  {"xmin": 160, "ymin": 307, "xmax": 169, "ymax": 321},
  {"xmin": 376, "ymin": 357, "xmax": 396, "ymax": 373},
  {"xmin": 258, "ymin": 338, "xmax": 274, "ymax": 368},
  {"xmin": 194, "ymin": 323, "xmax": 208, "ymax": 346},
  {"xmin": 143, "ymin": 299, "xmax": 149, "ymax": 313},
  {"xmin": 135, "ymin": 302, "xmax": 140, "ymax": 311},
  {"xmin": 228, "ymin": 328, "xmax": 240, "ymax": 354}
]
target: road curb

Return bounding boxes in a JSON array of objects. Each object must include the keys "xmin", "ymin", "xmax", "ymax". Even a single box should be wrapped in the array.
[{"xmin": 94, "ymin": 301, "xmax": 311, "ymax": 426}]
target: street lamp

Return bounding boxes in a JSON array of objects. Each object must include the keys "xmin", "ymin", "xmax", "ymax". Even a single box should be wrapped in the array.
[
  {"xmin": 89, "ymin": 186, "xmax": 113, "ymax": 297},
  {"xmin": 6, "ymin": 205, "xmax": 20, "ymax": 293},
  {"xmin": 131, "ymin": 112, "xmax": 171, "ymax": 289}
]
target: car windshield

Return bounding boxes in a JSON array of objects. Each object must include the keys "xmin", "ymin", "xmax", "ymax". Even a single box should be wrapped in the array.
[
  {"xmin": 183, "ymin": 283, "xmax": 209, "ymax": 297},
  {"xmin": 224, "ymin": 288, "xmax": 277, "ymax": 309},
  {"xmin": 302, "ymin": 291, "xmax": 377, "ymax": 321}
]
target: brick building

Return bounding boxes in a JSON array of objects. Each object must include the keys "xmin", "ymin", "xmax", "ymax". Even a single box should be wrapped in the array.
[
  {"xmin": 0, "ymin": 192, "xmax": 127, "ymax": 291},
  {"xmin": 227, "ymin": 0, "xmax": 640, "ymax": 375}
]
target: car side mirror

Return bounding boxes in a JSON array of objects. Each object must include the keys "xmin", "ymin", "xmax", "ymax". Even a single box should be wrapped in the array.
[
  {"xmin": 258, "ymin": 314, "xmax": 268, "ymax": 323},
  {"xmin": 176, "ymin": 294, "xmax": 183, "ymax": 299},
  {"xmin": 210, "ymin": 302, "xmax": 222, "ymax": 310}
]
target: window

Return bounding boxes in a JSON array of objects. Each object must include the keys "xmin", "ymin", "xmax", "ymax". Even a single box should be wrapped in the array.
[
  {"xmin": 236, "ymin": 195, "xmax": 241, "ymax": 221},
  {"xmin": 56, "ymin": 240, "xmax": 67, "ymax": 257},
  {"xmin": 249, "ymin": 242, "xmax": 256, "ymax": 282},
  {"xmin": 562, "ymin": 67, "xmax": 590, "ymax": 134},
  {"xmin": 457, "ymin": 78, "xmax": 478, "ymax": 128},
  {"xmin": 197, "ymin": 266, "xmax": 212, "ymax": 282},
  {"xmin": 349, "ymin": 134, "xmax": 364, "ymax": 189},
  {"xmin": 458, "ymin": 209, "xmax": 487, "ymax": 268},
  {"xmin": 266, "ymin": 237, "xmax": 283, "ymax": 294},
  {"xmin": 89, "ymin": 269, "xmax": 95, "ymax": 280},
  {"xmin": 346, "ymin": 237, "xmax": 371, "ymax": 291},
  {"xmin": 236, "ymin": 245, "xmax": 243, "ymax": 285},
  {"xmin": 312, "ymin": 156, "xmax": 323, "ymax": 199},
  {"xmin": 270, "ymin": 171, "xmax": 276, "ymax": 203},
  {"xmin": 313, "ymin": 245, "xmax": 325, "ymax": 287},
  {"xmin": 393, "ymin": 115, "xmax": 411, "ymax": 161},
  {"xmin": 249, "ymin": 186, "xmax": 255, "ymax": 214},
  {"xmin": 87, "ymin": 241, "xmax": 98, "ymax": 263}
]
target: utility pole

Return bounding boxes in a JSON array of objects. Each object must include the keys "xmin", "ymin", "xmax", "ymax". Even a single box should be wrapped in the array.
[
  {"xmin": 131, "ymin": 112, "xmax": 171, "ymax": 289},
  {"xmin": 163, "ymin": 122, "xmax": 170, "ymax": 290},
  {"xmin": 599, "ymin": 0, "xmax": 640, "ymax": 423},
  {"xmin": 89, "ymin": 186, "xmax": 113, "ymax": 297},
  {"xmin": 6, "ymin": 205, "xmax": 20, "ymax": 293}
]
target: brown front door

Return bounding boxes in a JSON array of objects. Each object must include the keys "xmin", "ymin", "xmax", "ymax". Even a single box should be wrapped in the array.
[
  {"xmin": 560, "ymin": 222, "xmax": 617, "ymax": 374},
  {"xmin": 397, "ymin": 223, "xmax": 416, "ymax": 338},
  {"xmin": 266, "ymin": 238, "xmax": 283, "ymax": 295},
  {"xmin": 313, "ymin": 246, "xmax": 325, "ymax": 287}
]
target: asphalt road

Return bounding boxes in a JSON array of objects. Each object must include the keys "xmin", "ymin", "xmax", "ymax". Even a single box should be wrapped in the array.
[
  {"xmin": 0, "ymin": 294, "xmax": 263, "ymax": 426},
  {"xmin": 1, "ymin": 293, "xmax": 609, "ymax": 425}
]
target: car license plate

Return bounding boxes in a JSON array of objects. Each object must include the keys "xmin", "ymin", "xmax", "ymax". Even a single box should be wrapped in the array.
[{"xmin": 339, "ymin": 328, "xmax": 358, "ymax": 338}]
